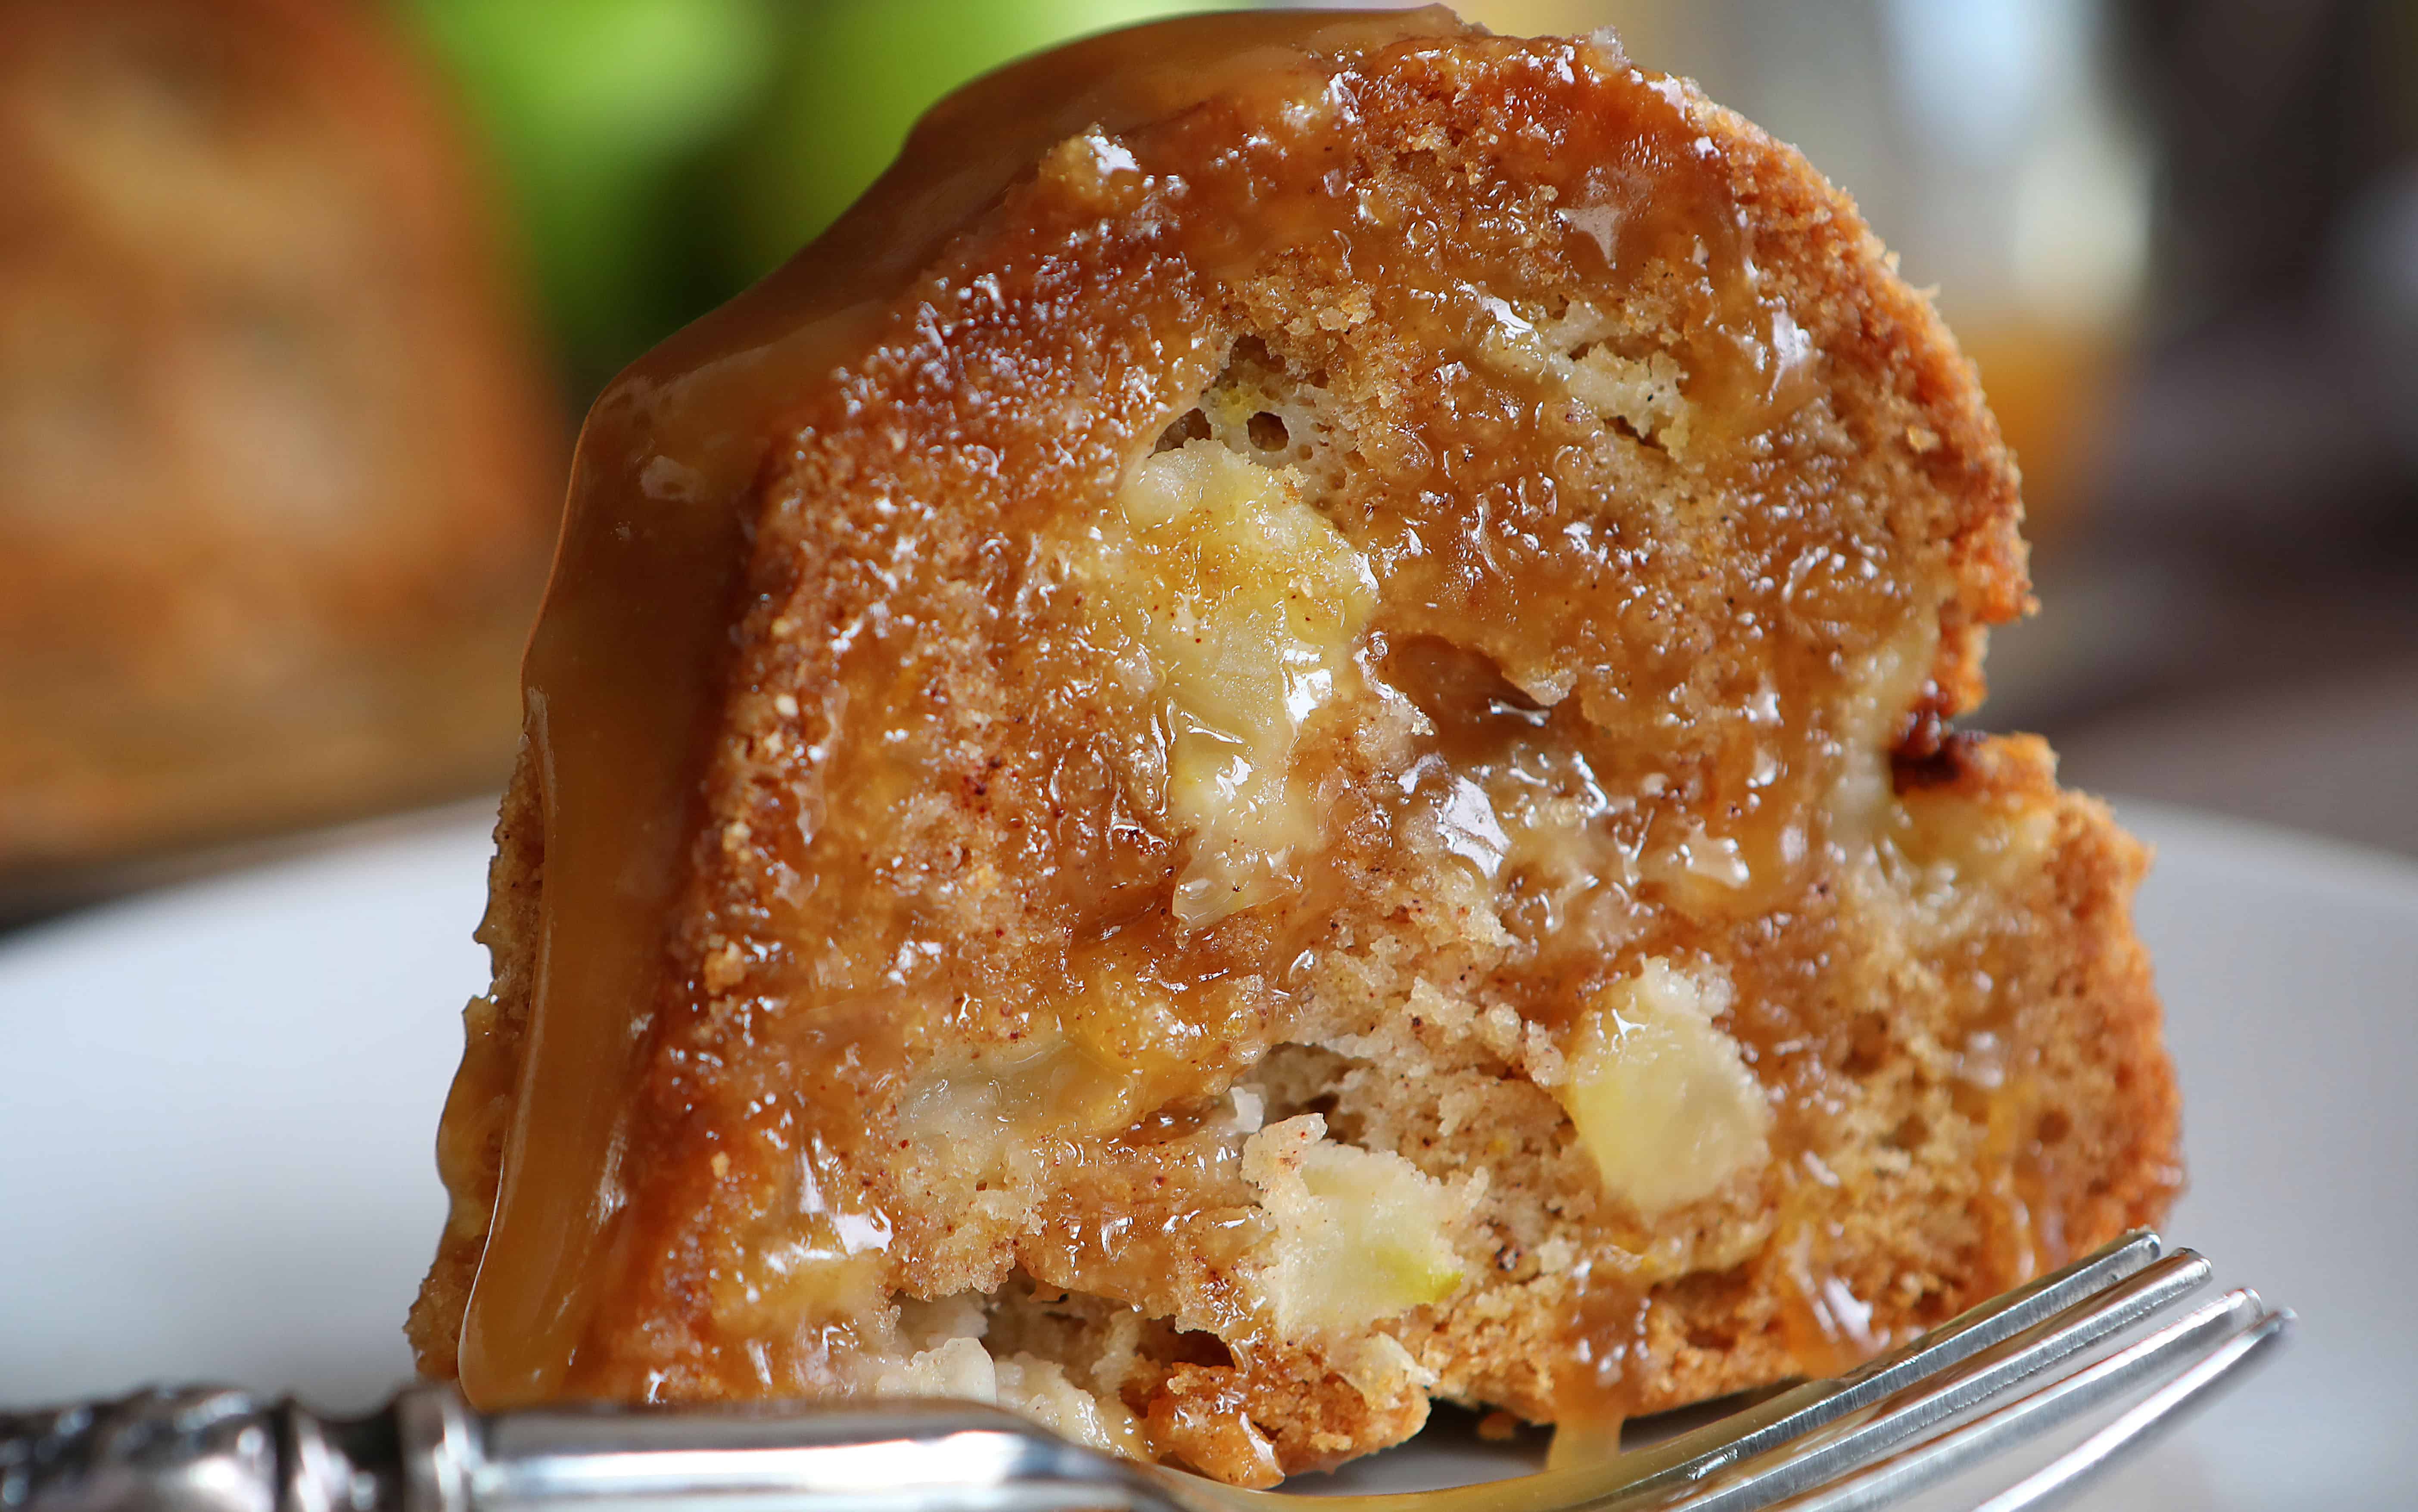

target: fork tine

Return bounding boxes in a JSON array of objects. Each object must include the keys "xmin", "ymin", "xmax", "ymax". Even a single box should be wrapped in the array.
[
  {"xmin": 1592, "ymin": 1229, "xmax": 2193, "ymax": 1503},
  {"xmin": 1738, "ymin": 1291, "xmax": 2289, "ymax": 1512},
  {"xmin": 1965, "ymin": 1305, "xmax": 2294, "ymax": 1512},
  {"xmin": 1616, "ymin": 1248, "xmax": 2217, "ymax": 1512}
]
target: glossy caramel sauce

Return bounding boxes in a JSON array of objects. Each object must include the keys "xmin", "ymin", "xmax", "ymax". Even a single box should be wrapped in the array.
[
  {"xmin": 439, "ymin": 4, "xmax": 2165, "ymax": 1478},
  {"xmin": 461, "ymin": 3, "xmax": 1472, "ymax": 1410}
]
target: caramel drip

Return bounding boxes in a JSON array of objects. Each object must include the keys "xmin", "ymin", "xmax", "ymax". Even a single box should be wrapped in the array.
[
  {"xmin": 1546, "ymin": 1265, "xmax": 1651, "ymax": 1468},
  {"xmin": 457, "ymin": 5, "xmax": 1466, "ymax": 1409},
  {"xmin": 1768, "ymin": 1222, "xmax": 1887, "ymax": 1382}
]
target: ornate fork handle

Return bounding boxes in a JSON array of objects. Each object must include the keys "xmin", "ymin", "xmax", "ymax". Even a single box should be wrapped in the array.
[
  {"xmin": 0, "ymin": 1384, "xmax": 396, "ymax": 1512},
  {"xmin": 0, "ymin": 1386, "xmax": 1175, "ymax": 1512}
]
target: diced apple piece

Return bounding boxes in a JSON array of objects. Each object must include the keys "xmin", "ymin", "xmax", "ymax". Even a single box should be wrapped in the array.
[
  {"xmin": 1557, "ymin": 959, "xmax": 1771, "ymax": 1214},
  {"xmin": 1077, "ymin": 440, "xmax": 1376, "ymax": 927},
  {"xmin": 1243, "ymin": 1114, "xmax": 1467, "ymax": 1339}
]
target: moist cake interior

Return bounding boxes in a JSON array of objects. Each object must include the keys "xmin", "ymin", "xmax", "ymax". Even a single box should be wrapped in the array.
[{"xmin": 412, "ymin": 9, "xmax": 2178, "ymax": 1487}]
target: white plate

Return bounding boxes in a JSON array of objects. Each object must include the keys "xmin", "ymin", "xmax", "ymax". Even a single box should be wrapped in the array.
[{"xmin": 3, "ymin": 799, "xmax": 2412, "ymax": 1507}]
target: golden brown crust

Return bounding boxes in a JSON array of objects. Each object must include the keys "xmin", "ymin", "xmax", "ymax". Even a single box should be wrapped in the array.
[
  {"xmin": 414, "ymin": 16, "xmax": 2172, "ymax": 1485},
  {"xmin": 0, "ymin": 0, "xmax": 560, "ymax": 889},
  {"xmin": 407, "ymin": 746, "xmax": 547, "ymax": 1380}
]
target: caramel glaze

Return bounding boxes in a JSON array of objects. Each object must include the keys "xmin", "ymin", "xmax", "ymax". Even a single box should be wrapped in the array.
[
  {"xmin": 440, "ymin": 5, "xmax": 2171, "ymax": 1465},
  {"xmin": 460, "ymin": 4, "xmax": 1467, "ymax": 1410}
]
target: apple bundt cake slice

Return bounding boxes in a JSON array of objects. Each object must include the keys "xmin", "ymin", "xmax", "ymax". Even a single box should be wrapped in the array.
[{"xmin": 412, "ymin": 9, "xmax": 2179, "ymax": 1487}]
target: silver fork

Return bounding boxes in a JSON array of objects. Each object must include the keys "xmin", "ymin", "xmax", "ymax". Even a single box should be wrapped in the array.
[{"xmin": 0, "ymin": 1230, "xmax": 2287, "ymax": 1512}]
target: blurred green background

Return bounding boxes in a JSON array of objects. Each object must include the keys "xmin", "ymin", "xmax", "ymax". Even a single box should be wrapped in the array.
[{"xmin": 405, "ymin": 0, "xmax": 1239, "ymax": 400}]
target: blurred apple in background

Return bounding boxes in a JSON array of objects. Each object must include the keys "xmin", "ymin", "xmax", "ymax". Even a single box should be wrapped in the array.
[
  {"xmin": 407, "ymin": 0, "xmax": 1233, "ymax": 398},
  {"xmin": 408, "ymin": 0, "xmax": 777, "ymax": 395}
]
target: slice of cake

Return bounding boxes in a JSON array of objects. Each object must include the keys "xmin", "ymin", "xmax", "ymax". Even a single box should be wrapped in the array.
[
  {"xmin": 411, "ymin": 9, "xmax": 2179, "ymax": 1487},
  {"xmin": 0, "ymin": 0, "xmax": 560, "ymax": 895}
]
